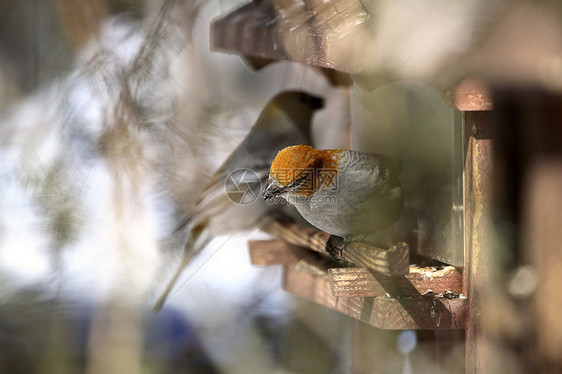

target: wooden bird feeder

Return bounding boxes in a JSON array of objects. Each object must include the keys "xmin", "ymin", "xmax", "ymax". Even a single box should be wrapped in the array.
[{"xmin": 211, "ymin": 1, "xmax": 562, "ymax": 373}]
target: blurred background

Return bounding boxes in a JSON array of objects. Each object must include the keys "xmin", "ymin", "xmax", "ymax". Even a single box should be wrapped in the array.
[
  {"xmin": 1, "ymin": 0, "xmax": 561, "ymax": 373},
  {"xmin": 0, "ymin": 0, "xmax": 353, "ymax": 373}
]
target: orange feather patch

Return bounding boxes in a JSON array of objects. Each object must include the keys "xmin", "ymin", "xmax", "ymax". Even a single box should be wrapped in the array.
[{"xmin": 270, "ymin": 145, "xmax": 341, "ymax": 187}]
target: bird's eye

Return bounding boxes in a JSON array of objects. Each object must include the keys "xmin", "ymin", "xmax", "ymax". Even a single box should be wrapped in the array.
[
  {"xmin": 288, "ymin": 178, "xmax": 301, "ymax": 189},
  {"xmin": 289, "ymin": 175, "xmax": 308, "ymax": 189},
  {"xmin": 298, "ymin": 95, "xmax": 308, "ymax": 104}
]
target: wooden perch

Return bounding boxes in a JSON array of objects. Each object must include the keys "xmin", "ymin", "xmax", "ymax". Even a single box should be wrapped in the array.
[
  {"xmin": 328, "ymin": 265, "xmax": 462, "ymax": 297},
  {"xmin": 342, "ymin": 241, "xmax": 410, "ymax": 276},
  {"xmin": 260, "ymin": 219, "xmax": 410, "ymax": 276},
  {"xmin": 248, "ymin": 239, "xmax": 343, "ymax": 269},
  {"xmin": 248, "ymin": 239, "xmax": 466, "ymax": 329},
  {"xmin": 248, "ymin": 239, "xmax": 315, "ymax": 266},
  {"xmin": 283, "ymin": 258, "xmax": 467, "ymax": 329}
]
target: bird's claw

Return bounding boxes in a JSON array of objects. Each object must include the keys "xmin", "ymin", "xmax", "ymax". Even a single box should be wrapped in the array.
[{"xmin": 326, "ymin": 235, "xmax": 345, "ymax": 261}]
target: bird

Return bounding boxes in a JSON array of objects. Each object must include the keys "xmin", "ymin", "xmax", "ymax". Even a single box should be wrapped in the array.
[
  {"xmin": 152, "ymin": 91, "xmax": 324, "ymax": 311},
  {"xmin": 263, "ymin": 145, "xmax": 404, "ymax": 246}
]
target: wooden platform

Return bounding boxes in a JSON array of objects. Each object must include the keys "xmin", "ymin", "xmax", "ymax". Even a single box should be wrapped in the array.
[
  {"xmin": 212, "ymin": 0, "xmax": 562, "ymax": 371},
  {"xmin": 249, "ymin": 239, "xmax": 466, "ymax": 330}
]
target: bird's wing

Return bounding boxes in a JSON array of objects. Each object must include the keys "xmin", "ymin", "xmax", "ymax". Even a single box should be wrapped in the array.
[{"xmin": 342, "ymin": 152, "xmax": 402, "ymax": 193}]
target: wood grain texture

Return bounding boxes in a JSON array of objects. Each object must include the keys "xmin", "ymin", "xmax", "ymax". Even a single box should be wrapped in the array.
[
  {"xmin": 284, "ymin": 262, "xmax": 467, "ymax": 330},
  {"xmin": 524, "ymin": 155, "xmax": 562, "ymax": 371},
  {"xmin": 329, "ymin": 265, "xmax": 462, "ymax": 297},
  {"xmin": 342, "ymin": 241, "xmax": 410, "ymax": 276},
  {"xmin": 261, "ymin": 219, "xmax": 409, "ymax": 276},
  {"xmin": 489, "ymin": 90, "xmax": 562, "ymax": 373},
  {"xmin": 464, "ymin": 111, "xmax": 494, "ymax": 373},
  {"xmin": 261, "ymin": 219, "xmax": 331, "ymax": 255},
  {"xmin": 211, "ymin": 0, "xmax": 368, "ymax": 74},
  {"xmin": 248, "ymin": 239, "xmax": 312, "ymax": 266}
]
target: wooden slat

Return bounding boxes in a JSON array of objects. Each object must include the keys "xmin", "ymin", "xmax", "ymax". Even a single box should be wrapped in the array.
[
  {"xmin": 248, "ymin": 239, "xmax": 314, "ymax": 265},
  {"xmin": 261, "ymin": 219, "xmax": 409, "ymax": 276},
  {"xmin": 211, "ymin": 0, "xmax": 368, "ymax": 73},
  {"xmin": 251, "ymin": 239, "xmax": 467, "ymax": 329},
  {"xmin": 464, "ymin": 111, "xmax": 494, "ymax": 373},
  {"xmin": 249, "ymin": 238, "xmax": 344, "ymax": 272},
  {"xmin": 284, "ymin": 262, "xmax": 467, "ymax": 330},
  {"xmin": 526, "ymin": 162, "xmax": 562, "ymax": 371},
  {"xmin": 328, "ymin": 265, "xmax": 462, "ymax": 297},
  {"xmin": 261, "ymin": 219, "xmax": 332, "ymax": 255},
  {"xmin": 212, "ymin": 1, "xmax": 493, "ymax": 102},
  {"xmin": 342, "ymin": 241, "xmax": 409, "ymax": 276}
]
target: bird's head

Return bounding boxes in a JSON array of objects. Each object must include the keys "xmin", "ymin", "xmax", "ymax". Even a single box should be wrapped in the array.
[
  {"xmin": 263, "ymin": 145, "xmax": 340, "ymax": 201},
  {"xmin": 262, "ymin": 91, "xmax": 324, "ymax": 136}
]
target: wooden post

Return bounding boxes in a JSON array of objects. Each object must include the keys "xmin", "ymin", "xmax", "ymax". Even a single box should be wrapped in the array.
[
  {"xmin": 463, "ymin": 111, "xmax": 494, "ymax": 373},
  {"xmin": 525, "ymin": 161, "xmax": 562, "ymax": 373},
  {"xmin": 486, "ymin": 89, "xmax": 562, "ymax": 373}
]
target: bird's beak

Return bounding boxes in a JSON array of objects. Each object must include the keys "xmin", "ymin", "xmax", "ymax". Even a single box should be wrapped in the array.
[{"xmin": 263, "ymin": 178, "xmax": 283, "ymax": 201}]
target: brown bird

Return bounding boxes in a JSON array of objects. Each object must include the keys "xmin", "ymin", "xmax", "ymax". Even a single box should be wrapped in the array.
[{"xmin": 153, "ymin": 92, "xmax": 324, "ymax": 311}]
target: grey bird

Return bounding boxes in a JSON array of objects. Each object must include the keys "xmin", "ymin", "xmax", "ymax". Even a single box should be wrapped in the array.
[{"xmin": 263, "ymin": 145, "xmax": 403, "ymax": 247}]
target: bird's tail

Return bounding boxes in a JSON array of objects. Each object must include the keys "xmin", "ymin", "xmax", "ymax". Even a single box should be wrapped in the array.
[{"xmin": 152, "ymin": 223, "xmax": 210, "ymax": 312}]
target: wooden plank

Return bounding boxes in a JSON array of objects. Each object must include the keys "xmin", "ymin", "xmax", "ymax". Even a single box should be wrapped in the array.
[
  {"xmin": 480, "ymin": 90, "xmax": 562, "ymax": 373},
  {"xmin": 261, "ymin": 218, "xmax": 333, "ymax": 254},
  {"xmin": 284, "ymin": 261, "xmax": 467, "ymax": 330},
  {"xmin": 249, "ymin": 238, "xmax": 344, "ymax": 270},
  {"xmin": 328, "ymin": 265, "xmax": 462, "ymax": 297},
  {"xmin": 248, "ymin": 239, "xmax": 311, "ymax": 266},
  {"xmin": 463, "ymin": 111, "xmax": 494, "ymax": 373},
  {"xmin": 525, "ymin": 161, "xmax": 562, "ymax": 372},
  {"xmin": 342, "ymin": 241, "xmax": 410, "ymax": 276},
  {"xmin": 261, "ymin": 219, "xmax": 409, "ymax": 276},
  {"xmin": 211, "ymin": 0, "xmax": 368, "ymax": 74}
]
